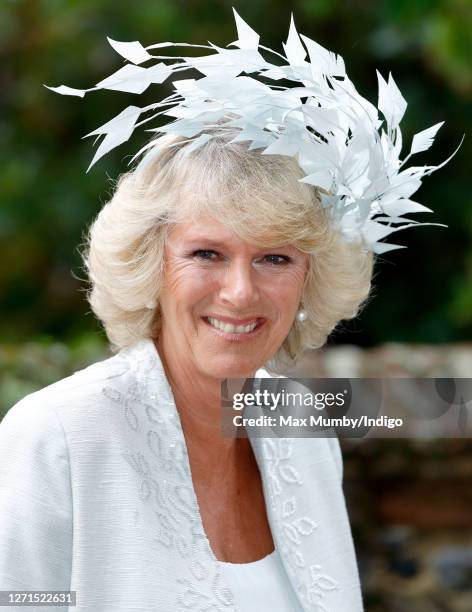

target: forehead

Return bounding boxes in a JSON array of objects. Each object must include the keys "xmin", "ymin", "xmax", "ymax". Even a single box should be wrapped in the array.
[
  {"xmin": 166, "ymin": 215, "xmax": 298, "ymax": 252},
  {"xmin": 167, "ymin": 215, "xmax": 233, "ymax": 242}
]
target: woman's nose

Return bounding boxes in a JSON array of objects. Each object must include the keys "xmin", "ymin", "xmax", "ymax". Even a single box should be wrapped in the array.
[{"xmin": 218, "ymin": 261, "xmax": 260, "ymax": 309}]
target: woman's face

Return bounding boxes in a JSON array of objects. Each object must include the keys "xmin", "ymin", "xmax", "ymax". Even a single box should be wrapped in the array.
[{"xmin": 158, "ymin": 214, "xmax": 309, "ymax": 380}]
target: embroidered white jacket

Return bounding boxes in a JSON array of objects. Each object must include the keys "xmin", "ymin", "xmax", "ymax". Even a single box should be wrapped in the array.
[{"xmin": 0, "ymin": 339, "xmax": 363, "ymax": 611}]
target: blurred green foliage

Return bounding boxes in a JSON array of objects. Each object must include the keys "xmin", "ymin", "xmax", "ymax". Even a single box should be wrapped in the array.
[{"xmin": 0, "ymin": 0, "xmax": 471, "ymax": 354}]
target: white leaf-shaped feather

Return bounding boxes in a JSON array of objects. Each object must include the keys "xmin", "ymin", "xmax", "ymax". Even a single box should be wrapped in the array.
[
  {"xmin": 261, "ymin": 135, "xmax": 299, "ymax": 157},
  {"xmin": 300, "ymin": 170, "xmax": 333, "ymax": 191},
  {"xmin": 96, "ymin": 64, "xmax": 171, "ymax": 94},
  {"xmin": 283, "ymin": 14, "xmax": 306, "ymax": 66},
  {"xmin": 364, "ymin": 219, "xmax": 446, "ymax": 251},
  {"xmin": 362, "ymin": 219, "xmax": 408, "ymax": 244},
  {"xmin": 410, "ymin": 121, "xmax": 444, "ymax": 155},
  {"xmin": 107, "ymin": 38, "xmax": 153, "ymax": 64},
  {"xmin": 380, "ymin": 198, "xmax": 432, "ymax": 216},
  {"xmin": 158, "ymin": 118, "xmax": 209, "ymax": 138},
  {"xmin": 83, "ymin": 105, "xmax": 142, "ymax": 137},
  {"xmin": 377, "ymin": 71, "xmax": 407, "ymax": 130},
  {"xmin": 231, "ymin": 8, "xmax": 259, "ymax": 50},
  {"xmin": 372, "ymin": 242, "xmax": 406, "ymax": 254},
  {"xmin": 386, "ymin": 174, "xmax": 422, "ymax": 199},
  {"xmin": 84, "ymin": 105, "xmax": 142, "ymax": 172},
  {"xmin": 300, "ymin": 34, "xmax": 345, "ymax": 77},
  {"xmin": 43, "ymin": 84, "xmax": 89, "ymax": 97}
]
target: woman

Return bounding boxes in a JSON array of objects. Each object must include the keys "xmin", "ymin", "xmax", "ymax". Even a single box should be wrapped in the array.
[
  {"xmin": 0, "ymin": 126, "xmax": 372, "ymax": 611},
  {"xmin": 1, "ymin": 10, "xmax": 452, "ymax": 611}
]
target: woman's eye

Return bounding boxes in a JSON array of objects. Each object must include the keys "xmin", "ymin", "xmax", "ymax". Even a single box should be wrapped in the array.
[
  {"xmin": 190, "ymin": 250, "xmax": 291, "ymax": 265},
  {"xmin": 263, "ymin": 254, "xmax": 291, "ymax": 265},
  {"xmin": 193, "ymin": 249, "xmax": 219, "ymax": 261}
]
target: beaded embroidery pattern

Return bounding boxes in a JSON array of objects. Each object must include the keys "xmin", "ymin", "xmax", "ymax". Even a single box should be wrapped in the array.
[
  {"xmin": 115, "ymin": 340, "xmax": 238, "ymax": 611},
  {"xmin": 252, "ymin": 436, "xmax": 340, "ymax": 610}
]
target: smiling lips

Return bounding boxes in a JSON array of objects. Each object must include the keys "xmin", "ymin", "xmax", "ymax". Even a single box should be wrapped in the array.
[{"xmin": 203, "ymin": 315, "xmax": 265, "ymax": 335}]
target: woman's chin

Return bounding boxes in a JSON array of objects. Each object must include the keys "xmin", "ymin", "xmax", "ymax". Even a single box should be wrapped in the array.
[{"xmin": 199, "ymin": 356, "xmax": 263, "ymax": 381}]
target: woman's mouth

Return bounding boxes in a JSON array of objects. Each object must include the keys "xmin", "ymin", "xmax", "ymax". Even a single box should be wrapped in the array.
[{"xmin": 202, "ymin": 315, "xmax": 266, "ymax": 339}]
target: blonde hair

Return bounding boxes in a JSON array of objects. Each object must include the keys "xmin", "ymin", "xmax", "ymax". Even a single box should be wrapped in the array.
[{"xmin": 83, "ymin": 126, "xmax": 374, "ymax": 373}]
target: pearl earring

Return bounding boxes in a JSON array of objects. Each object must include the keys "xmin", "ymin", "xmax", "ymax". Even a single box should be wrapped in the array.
[
  {"xmin": 296, "ymin": 309, "xmax": 307, "ymax": 322},
  {"xmin": 146, "ymin": 301, "xmax": 156, "ymax": 310}
]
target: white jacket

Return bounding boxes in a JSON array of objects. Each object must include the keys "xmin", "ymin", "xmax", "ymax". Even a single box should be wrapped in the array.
[{"xmin": 0, "ymin": 339, "xmax": 363, "ymax": 611}]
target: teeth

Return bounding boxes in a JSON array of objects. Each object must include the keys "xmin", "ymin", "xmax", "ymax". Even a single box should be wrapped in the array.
[{"xmin": 207, "ymin": 317, "xmax": 258, "ymax": 334}]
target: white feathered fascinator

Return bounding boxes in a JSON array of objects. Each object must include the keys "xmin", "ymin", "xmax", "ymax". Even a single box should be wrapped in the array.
[{"xmin": 45, "ymin": 8, "xmax": 463, "ymax": 254}]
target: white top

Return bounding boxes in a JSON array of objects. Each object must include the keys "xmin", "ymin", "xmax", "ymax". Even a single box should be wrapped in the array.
[
  {"xmin": 0, "ymin": 339, "xmax": 364, "ymax": 611},
  {"xmin": 218, "ymin": 548, "xmax": 303, "ymax": 611}
]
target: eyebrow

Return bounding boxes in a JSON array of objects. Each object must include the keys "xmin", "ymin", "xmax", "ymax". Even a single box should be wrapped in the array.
[
  {"xmin": 181, "ymin": 239, "xmax": 294, "ymax": 250},
  {"xmin": 174, "ymin": 236, "xmax": 299, "ymax": 254},
  {"xmin": 181, "ymin": 239, "xmax": 230, "ymax": 248}
]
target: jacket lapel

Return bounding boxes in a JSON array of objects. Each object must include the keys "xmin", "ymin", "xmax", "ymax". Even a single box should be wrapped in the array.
[{"xmin": 249, "ymin": 435, "xmax": 343, "ymax": 611}]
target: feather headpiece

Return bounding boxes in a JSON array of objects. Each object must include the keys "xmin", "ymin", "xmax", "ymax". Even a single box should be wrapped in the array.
[{"xmin": 45, "ymin": 8, "xmax": 462, "ymax": 253}]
